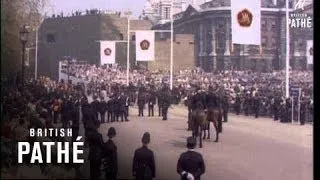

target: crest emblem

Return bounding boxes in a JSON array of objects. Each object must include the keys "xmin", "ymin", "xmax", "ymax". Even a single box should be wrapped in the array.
[
  {"xmin": 237, "ymin": 9, "xmax": 253, "ymax": 27},
  {"xmin": 104, "ymin": 48, "xmax": 112, "ymax": 56},
  {"xmin": 140, "ymin": 40, "xmax": 150, "ymax": 50},
  {"xmin": 309, "ymin": 47, "xmax": 313, "ymax": 56}
]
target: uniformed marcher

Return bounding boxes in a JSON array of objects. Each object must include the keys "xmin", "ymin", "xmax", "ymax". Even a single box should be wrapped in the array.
[
  {"xmin": 157, "ymin": 89, "xmax": 163, "ymax": 117},
  {"xmin": 177, "ymin": 137, "xmax": 205, "ymax": 180},
  {"xmin": 132, "ymin": 132, "xmax": 156, "ymax": 180},
  {"xmin": 253, "ymin": 94, "xmax": 260, "ymax": 118},
  {"xmin": 161, "ymin": 86, "xmax": 171, "ymax": 120},
  {"xmin": 235, "ymin": 94, "xmax": 241, "ymax": 115},
  {"xmin": 91, "ymin": 96, "xmax": 100, "ymax": 122},
  {"xmin": 99, "ymin": 96, "xmax": 108, "ymax": 123},
  {"xmin": 300, "ymin": 98, "xmax": 306, "ymax": 125},
  {"xmin": 148, "ymin": 90, "xmax": 156, "ymax": 117},
  {"xmin": 102, "ymin": 127, "xmax": 118, "ymax": 180},
  {"xmin": 222, "ymin": 94, "xmax": 229, "ymax": 122},
  {"xmin": 138, "ymin": 89, "xmax": 146, "ymax": 117}
]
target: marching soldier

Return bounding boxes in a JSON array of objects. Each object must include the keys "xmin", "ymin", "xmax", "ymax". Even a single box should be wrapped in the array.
[
  {"xmin": 99, "ymin": 96, "xmax": 108, "ymax": 123},
  {"xmin": 91, "ymin": 96, "xmax": 100, "ymax": 122},
  {"xmin": 138, "ymin": 88, "xmax": 146, "ymax": 117},
  {"xmin": 102, "ymin": 127, "xmax": 118, "ymax": 180},
  {"xmin": 177, "ymin": 137, "xmax": 205, "ymax": 180},
  {"xmin": 132, "ymin": 132, "xmax": 156, "ymax": 180},
  {"xmin": 161, "ymin": 86, "xmax": 171, "ymax": 120},
  {"xmin": 157, "ymin": 89, "xmax": 163, "ymax": 117},
  {"xmin": 148, "ymin": 89, "xmax": 156, "ymax": 117},
  {"xmin": 119, "ymin": 92, "xmax": 129, "ymax": 122}
]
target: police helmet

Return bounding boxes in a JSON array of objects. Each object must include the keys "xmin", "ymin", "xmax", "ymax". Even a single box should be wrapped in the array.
[
  {"xmin": 187, "ymin": 136, "xmax": 197, "ymax": 149},
  {"xmin": 107, "ymin": 127, "xmax": 116, "ymax": 138}
]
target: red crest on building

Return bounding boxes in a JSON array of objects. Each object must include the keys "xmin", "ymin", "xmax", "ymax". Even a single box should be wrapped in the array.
[
  {"xmin": 140, "ymin": 40, "xmax": 150, "ymax": 50},
  {"xmin": 237, "ymin": 9, "xmax": 253, "ymax": 27},
  {"xmin": 104, "ymin": 48, "xmax": 112, "ymax": 56}
]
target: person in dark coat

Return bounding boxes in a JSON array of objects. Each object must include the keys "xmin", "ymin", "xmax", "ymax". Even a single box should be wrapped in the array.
[
  {"xmin": 222, "ymin": 94, "xmax": 229, "ymax": 122},
  {"xmin": 91, "ymin": 96, "xmax": 100, "ymax": 122},
  {"xmin": 299, "ymin": 99, "xmax": 306, "ymax": 125},
  {"xmin": 161, "ymin": 89, "xmax": 171, "ymax": 121},
  {"xmin": 138, "ymin": 91, "xmax": 146, "ymax": 117},
  {"xmin": 87, "ymin": 128, "xmax": 104, "ymax": 180},
  {"xmin": 235, "ymin": 94, "xmax": 241, "ymax": 115},
  {"xmin": 102, "ymin": 127, "xmax": 118, "ymax": 180},
  {"xmin": 253, "ymin": 94, "xmax": 260, "ymax": 118},
  {"xmin": 148, "ymin": 91, "xmax": 156, "ymax": 117},
  {"xmin": 99, "ymin": 96, "xmax": 108, "ymax": 123},
  {"xmin": 273, "ymin": 95, "xmax": 281, "ymax": 121},
  {"xmin": 107, "ymin": 97, "xmax": 114, "ymax": 122},
  {"xmin": 157, "ymin": 90, "xmax": 163, "ymax": 117},
  {"xmin": 177, "ymin": 137, "xmax": 205, "ymax": 180},
  {"xmin": 132, "ymin": 132, "xmax": 156, "ymax": 180}
]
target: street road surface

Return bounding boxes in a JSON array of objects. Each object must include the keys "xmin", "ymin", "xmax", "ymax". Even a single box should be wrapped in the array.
[{"xmin": 79, "ymin": 103, "xmax": 313, "ymax": 180}]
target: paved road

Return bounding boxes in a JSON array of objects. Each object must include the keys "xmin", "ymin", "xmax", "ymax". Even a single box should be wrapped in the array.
[{"xmin": 82, "ymin": 104, "xmax": 313, "ymax": 180}]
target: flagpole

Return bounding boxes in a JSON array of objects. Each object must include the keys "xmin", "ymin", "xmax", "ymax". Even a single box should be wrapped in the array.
[
  {"xmin": 169, "ymin": 0, "xmax": 174, "ymax": 90},
  {"xmin": 126, "ymin": 12, "xmax": 131, "ymax": 86},
  {"xmin": 285, "ymin": 0, "xmax": 290, "ymax": 98}
]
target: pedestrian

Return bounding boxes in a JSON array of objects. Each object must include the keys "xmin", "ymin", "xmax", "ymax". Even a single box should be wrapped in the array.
[
  {"xmin": 102, "ymin": 127, "xmax": 118, "ymax": 180},
  {"xmin": 132, "ymin": 132, "xmax": 156, "ymax": 180},
  {"xmin": 177, "ymin": 137, "xmax": 205, "ymax": 180}
]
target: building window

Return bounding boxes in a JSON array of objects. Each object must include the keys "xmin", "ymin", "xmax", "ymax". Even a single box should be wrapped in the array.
[
  {"xmin": 164, "ymin": 7, "xmax": 170, "ymax": 19},
  {"xmin": 46, "ymin": 34, "xmax": 56, "ymax": 43},
  {"xmin": 119, "ymin": 34, "xmax": 124, "ymax": 40},
  {"xmin": 132, "ymin": 35, "xmax": 136, "ymax": 41}
]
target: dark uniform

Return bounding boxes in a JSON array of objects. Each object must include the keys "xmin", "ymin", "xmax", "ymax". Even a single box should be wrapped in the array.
[
  {"xmin": 132, "ymin": 133, "xmax": 156, "ymax": 180},
  {"xmin": 222, "ymin": 95, "xmax": 229, "ymax": 122},
  {"xmin": 138, "ymin": 91, "xmax": 146, "ymax": 117},
  {"xmin": 87, "ymin": 129, "xmax": 104, "ymax": 180},
  {"xmin": 119, "ymin": 93, "xmax": 129, "ymax": 121},
  {"xmin": 235, "ymin": 94, "xmax": 241, "ymax": 115},
  {"xmin": 157, "ymin": 90, "xmax": 163, "ymax": 117},
  {"xmin": 102, "ymin": 127, "xmax": 118, "ymax": 180},
  {"xmin": 161, "ymin": 88, "xmax": 171, "ymax": 120},
  {"xmin": 148, "ymin": 91, "xmax": 156, "ymax": 116},
  {"xmin": 273, "ymin": 96, "xmax": 281, "ymax": 121},
  {"xmin": 91, "ymin": 97, "xmax": 100, "ymax": 122},
  {"xmin": 99, "ymin": 97, "xmax": 108, "ymax": 123},
  {"xmin": 177, "ymin": 137, "xmax": 205, "ymax": 180},
  {"xmin": 253, "ymin": 95, "xmax": 260, "ymax": 118},
  {"xmin": 300, "ymin": 99, "xmax": 307, "ymax": 125}
]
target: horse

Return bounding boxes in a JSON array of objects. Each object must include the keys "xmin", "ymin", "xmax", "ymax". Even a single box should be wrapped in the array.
[
  {"xmin": 190, "ymin": 107, "xmax": 209, "ymax": 148},
  {"xmin": 202, "ymin": 107, "xmax": 223, "ymax": 142}
]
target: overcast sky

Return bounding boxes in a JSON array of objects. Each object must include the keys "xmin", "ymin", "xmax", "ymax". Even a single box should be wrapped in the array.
[{"xmin": 48, "ymin": 0, "xmax": 146, "ymax": 18}]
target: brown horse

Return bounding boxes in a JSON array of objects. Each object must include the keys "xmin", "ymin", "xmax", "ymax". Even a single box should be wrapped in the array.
[
  {"xmin": 202, "ymin": 107, "xmax": 223, "ymax": 142},
  {"xmin": 190, "ymin": 108, "xmax": 209, "ymax": 148}
]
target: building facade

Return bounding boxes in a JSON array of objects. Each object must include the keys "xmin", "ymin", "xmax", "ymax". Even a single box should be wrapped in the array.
[{"xmin": 152, "ymin": 0, "xmax": 313, "ymax": 72}]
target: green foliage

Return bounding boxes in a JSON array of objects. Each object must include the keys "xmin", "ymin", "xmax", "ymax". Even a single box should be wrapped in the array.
[{"xmin": 1, "ymin": 0, "xmax": 49, "ymax": 75}]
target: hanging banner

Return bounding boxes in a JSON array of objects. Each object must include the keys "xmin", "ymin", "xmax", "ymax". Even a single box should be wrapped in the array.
[
  {"xmin": 136, "ymin": 31, "xmax": 155, "ymax": 61},
  {"xmin": 231, "ymin": 0, "xmax": 261, "ymax": 45},
  {"xmin": 100, "ymin": 41, "xmax": 116, "ymax": 65},
  {"xmin": 306, "ymin": 40, "xmax": 313, "ymax": 64}
]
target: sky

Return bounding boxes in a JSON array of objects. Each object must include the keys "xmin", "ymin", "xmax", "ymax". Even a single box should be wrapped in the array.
[{"xmin": 47, "ymin": 0, "xmax": 146, "ymax": 18}]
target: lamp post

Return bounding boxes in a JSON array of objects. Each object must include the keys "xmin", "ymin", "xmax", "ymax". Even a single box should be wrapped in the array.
[{"xmin": 20, "ymin": 25, "xmax": 30, "ymax": 86}]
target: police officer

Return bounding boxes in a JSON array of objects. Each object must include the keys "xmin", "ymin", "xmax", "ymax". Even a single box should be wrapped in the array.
[
  {"xmin": 138, "ymin": 88, "xmax": 146, "ymax": 117},
  {"xmin": 157, "ymin": 89, "xmax": 163, "ymax": 117},
  {"xmin": 102, "ymin": 127, "xmax": 118, "ymax": 180},
  {"xmin": 253, "ymin": 94, "xmax": 260, "ymax": 118},
  {"xmin": 132, "ymin": 132, "xmax": 156, "ymax": 180},
  {"xmin": 148, "ymin": 90, "xmax": 156, "ymax": 117},
  {"xmin": 177, "ymin": 137, "xmax": 205, "ymax": 180},
  {"xmin": 119, "ymin": 91, "xmax": 129, "ymax": 122},
  {"xmin": 99, "ymin": 96, "xmax": 108, "ymax": 123},
  {"xmin": 91, "ymin": 95, "xmax": 100, "ymax": 122},
  {"xmin": 87, "ymin": 127, "xmax": 104, "ymax": 180},
  {"xmin": 162, "ymin": 86, "xmax": 171, "ymax": 120}
]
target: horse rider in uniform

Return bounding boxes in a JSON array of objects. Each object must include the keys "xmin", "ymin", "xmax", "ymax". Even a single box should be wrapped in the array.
[{"xmin": 177, "ymin": 137, "xmax": 205, "ymax": 180}]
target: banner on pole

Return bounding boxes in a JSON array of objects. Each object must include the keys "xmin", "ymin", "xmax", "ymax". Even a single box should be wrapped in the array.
[
  {"xmin": 306, "ymin": 40, "xmax": 313, "ymax": 64},
  {"xmin": 100, "ymin": 41, "xmax": 116, "ymax": 65},
  {"xmin": 135, "ymin": 31, "xmax": 155, "ymax": 61},
  {"xmin": 231, "ymin": 0, "xmax": 261, "ymax": 45}
]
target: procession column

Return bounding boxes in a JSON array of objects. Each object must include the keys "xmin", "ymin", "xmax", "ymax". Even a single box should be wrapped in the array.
[{"xmin": 210, "ymin": 19, "xmax": 217, "ymax": 71}]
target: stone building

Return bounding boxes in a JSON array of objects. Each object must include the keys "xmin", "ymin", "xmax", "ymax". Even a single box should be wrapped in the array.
[
  {"xmin": 37, "ymin": 10, "xmax": 152, "ymax": 80},
  {"xmin": 37, "ymin": 9, "xmax": 195, "ymax": 80},
  {"xmin": 152, "ymin": 0, "xmax": 313, "ymax": 72}
]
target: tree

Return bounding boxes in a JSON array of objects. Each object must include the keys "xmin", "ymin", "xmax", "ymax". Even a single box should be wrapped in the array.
[{"xmin": 1, "ymin": 0, "xmax": 50, "ymax": 76}]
